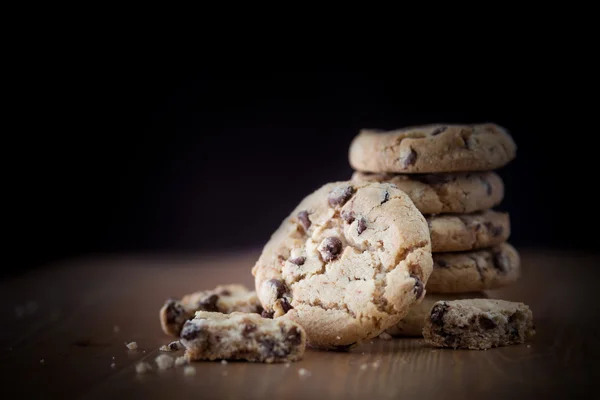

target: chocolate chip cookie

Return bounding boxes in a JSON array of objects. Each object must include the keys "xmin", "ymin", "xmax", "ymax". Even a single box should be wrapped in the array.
[
  {"xmin": 427, "ymin": 243, "xmax": 520, "ymax": 293},
  {"xmin": 160, "ymin": 284, "xmax": 262, "ymax": 336},
  {"xmin": 251, "ymin": 181, "xmax": 433, "ymax": 350},
  {"xmin": 385, "ymin": 292, "xmax": 487, "ymax": 337},
  {"xmin": 351, "ymin": 171, "xmax": 504, "ymax": 215},
  {"xmin": 349, "ymin": 123, "xmax": 516, "ymax": 173},
  {"xmin": 423, "ymin": 299, "xmax": 535, "ymax": 349},
  {"xmin": 428, "ymin": 210, "xmax": 510, "ymax": 252},
  {"xmin": 180, "ymin": 311, "xmax": 306, "ymax": 363}
]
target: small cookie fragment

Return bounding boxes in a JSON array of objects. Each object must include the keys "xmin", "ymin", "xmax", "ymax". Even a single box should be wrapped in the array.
[
  {"xmin": 423, "ymin": 299, "xmax": 535, "ymax": 350},
  {"xmin": 180, "ymin": 311, "xmax": 306, "ymax": 363},
  {"xmin": 386, "ymin": 292, "xmax": 488, "ymax": 337},
  {"xmin": 183, "ymin": 365, "xmax": 196, "ymax": 376},
  {"xmin": 125, "ymin": 341, "xmax": 138, "ymax": 350},
  {"xmin": 160, "ymin": 284, "xmax": 263, "ymax": 336}
]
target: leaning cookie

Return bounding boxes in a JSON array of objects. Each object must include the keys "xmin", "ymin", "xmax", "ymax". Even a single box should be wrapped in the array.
[
  {"xmin": 252, "ymin": 181, "xmax": 433, "ymax": 350},
  {"xmin": 349, "ymin": 123, "xmax": 516, "ymax": 174},
  {"xmin": 428, "ymin": 210, "xmax": 510, "ymax": 252},
  {"xmin": 423, "ymin": 299, "xmax": 535, "ymax": 350},
  {"xmin": 385, "ymin": 292, "xmax": 488, "ymax": 337},
  {"xmin": 160, "ymin": 284, "xmax": 262, "ymax": 336},
  {"xmin": 427, "ymin": 243, "xmax": 520, "ymax": 293},
  {"xmin": 180, "ymin": 311, "xmax": 306, "ymax": 363},
  {"xmin": 352, "ymin": 171, "xmax": 504, "ymax": 215}
]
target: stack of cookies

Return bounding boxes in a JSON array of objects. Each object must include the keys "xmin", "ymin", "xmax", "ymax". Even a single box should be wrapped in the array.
[{"xmin": 349, "ymin": 123, "xmax": 520, "ymax": 337}]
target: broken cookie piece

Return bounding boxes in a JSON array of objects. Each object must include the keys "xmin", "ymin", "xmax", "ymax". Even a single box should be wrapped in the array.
[
  {"xmin": 423, "ymin": 299, "xmax": 535, "ymax": 350},
  {"xmin": 180, "ymin": 311, "xmax": 306, "ymax": 363},
  {"xmin": 160, "ymin": 284, "xmax": 263, "ymax": 336}
]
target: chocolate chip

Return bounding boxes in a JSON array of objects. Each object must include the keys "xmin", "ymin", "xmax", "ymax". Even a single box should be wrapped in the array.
[
  {"xmin": 328, "ymin": 185, "xmax": 356, "ymax": 208},
  {"xmin": 318, "ymin": 237, "xmax": 343, "ymax": 262},
  {"xmin": 478, "ymin": 316, "xmax": 497, "ymax": 330},
  {"xmin": 289, "ymin": 256, "xmax": 306, "ymax": 266},
  {"xmin": 165, "ymin": 300, "xmax": 185, "ymax": 323},
  {"xmin": 266, "ymin": 279, "xmax": 287, "ymax": 299},
  {"xmin": 297, "ymin": 210, "xmax": 311, "ymax": 231},
  {"xmin": 402, "ymin": 148, "xmax": 417, "ymax": 168},
  {"xmin": 181, "ymin": 322, "xmax": 201, "ymax": 340},
  {"xmin": 279, "ymin": 297, "xmax": 293, "ymax": 313},
  {"xmin": 380, "ymin": 191, "xmax": 390, "ymax": 204},
  {"xmin": 243, "ymin": 323, "xmax": 257, "ymax": 337},
  {"xmin": 411, "ymin": 274, "xmax": 424, "ymax": 299},
  {"xmin": 341, "ymin": 210, "xmax": 355, "ymax": 224},
  {"xmin": 286, "ymin": 326, "xmax": 302, "ymax": 346},
  {"xmin": 198, "ymin": 294, "xmax": 219, "ymax": 312},
  {"xmin": 261, "ymin": 310, "xmax": 274, "ymax": 319},
  {"xmin": 357, "ymin": 217, "xmax": 367, "ymax": 235},
  {"xmin": 219, "ymin": 289, "xmax": 231, "ymax": 296},
  {"xmin": 431, "ymin": 126, "xmax": 447, "ymax": 136},
  {"xmin": 435, "ymin": 259, "xmax": 448, "ymax": 268},
  {"xmin": 430, "ymin": 303, "xmax": 449, "ymax": 326},
  {"xmin": 492, "ymin": 250, "xmax": 510, "ymax": 273},
  {"xmin": 481, "ymin": 178, "xmax": 493, "ymax": 196},
  {"xmin": 168, "ymin": 341, "xmax": 180, "ymax": 351},
  {"xmin": 484, "ymin": 222, "xmax": 504, "ymax": 237}
]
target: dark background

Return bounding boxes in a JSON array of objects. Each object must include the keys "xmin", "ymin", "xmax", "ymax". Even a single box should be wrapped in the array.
[{"xmin": 7, "ymin": 67, "xmax": 596, "ymax": 276}]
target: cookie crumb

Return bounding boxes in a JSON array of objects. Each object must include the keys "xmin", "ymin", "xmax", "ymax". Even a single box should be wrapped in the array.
[
  {"xmin": 136, "ymin": 362, "xmax": 152, "ymax": 374},
  {"xmin": 527, "ymin": 344, "xmax": 531, "ymax": 348},
  {"xmin": 113, "ymin": 325, "xmax": 120, "ymax": 333},
  {"xmin": 110, "ymin": 363, "xmax": 116, "ymax": 369},
  {"xmin": 40, "ymin": 359, "xmax": 45, "ymax": 364},
  {"xmin": 175, "ymin": 356, "xmax": 188, "ymax": 367},
  {"xmin": 378, "ymin": 332, "xmax": 392, "ymax": 340},
  {"xmin": 298, "ymin": 368, "xmax": 311, "ymax": 377},
  {"xmin": 112, "ymin": 356, "xmax": 115, "ymax": 360},
  {"xmin": 220, "ymin": 360, "xmax": 228, "ymax": 365},
  {"xmin": 126, "ymin": 342, "xmax": 138, "ymax": 350},
  {"xmin": 336, "ymin": 336, "xmax": 341, "ymax": 340},
  {"xmin": 183, "ymin": 365, "xmax": 196, "ymax": 376},
  {"xmin": 160, "ymin": 341, "xmax": 182, "ymax": 352},
  {"xmin": 372, "ymin": 360, "xmax": 381, "ymax": 368},
  {"xmin": 360, "ymin": 364, "xmax": 368, "ymax": 370},
  {"xmin": 155, "ymin": 354, "xmax": 174, "ymax": 370},
  {"xmin": 370, "ymin": 341, "xmax": 374, "ymax": 345},
  {"xmin": 285, "ymin": 363, "xmax": 291, "ymax": 368}
]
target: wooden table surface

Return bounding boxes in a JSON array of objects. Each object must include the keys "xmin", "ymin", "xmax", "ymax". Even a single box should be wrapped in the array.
[{"xmin": 1, "ymin": 248, "xmax": 598, "ymax": 399}]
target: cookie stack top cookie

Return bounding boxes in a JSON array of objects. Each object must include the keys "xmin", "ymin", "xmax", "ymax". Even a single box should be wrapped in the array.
[{"xmin": 349, "ymin": 123, "xmax": 516, "ymax": 174}]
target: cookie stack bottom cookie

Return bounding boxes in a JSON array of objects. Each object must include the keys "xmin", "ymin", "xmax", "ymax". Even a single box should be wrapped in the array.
[{"xmin": 348, "ymin": 123, "xmax": 521, "ymax": 338}]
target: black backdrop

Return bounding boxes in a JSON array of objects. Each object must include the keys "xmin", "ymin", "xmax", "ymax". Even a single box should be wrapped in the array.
[{"xmin": 7, "ymin": 68, "xmax": 597, "ymax": 276}]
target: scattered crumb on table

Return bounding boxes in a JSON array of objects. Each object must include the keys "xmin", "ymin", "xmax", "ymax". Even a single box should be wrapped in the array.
[
  {"xmin": 175, "ymin": 356, "xmax": 188, "ymax": 367},
  {"xmin": 220, "ymin": 360, "xmax": 228, "ymax": 365},
  {"xmin": 126, "ymin": 342, "xmax": 138, "ymax": 350},
  {"xmin": 360, "ymin": 364, "xmax": 368, "ymax": 370},
  {"xmin": 298, "ymin": 368, "xmax": 311, "ymax": 377},
  {"xmin": 183, "ymin": 366, "xmax": 196, "ymax": 376},
  {"xmin": 378, "ymin": 332, "xmax": 392, "ymax": 340},
  {"xmin": 372, "ymin": 360, "xmax": 381, "ymax": 368},
  {"xmin": 110, "ymin": 363, "xmax": 116, "ymax": 369},
  {"xmin": 40, "ymin": 359, "xmax": 44, "ymax": 364},
  {"xmin": 113, "ymin": 325, "xmax": 120, "ymax": 333},
  {"xmin": 155, "ymin": 354, "xmax": 174, "ymax": 370},
  {"xmin": 136, "ymin": 362, "xmax": 153, "ymax": 374}
]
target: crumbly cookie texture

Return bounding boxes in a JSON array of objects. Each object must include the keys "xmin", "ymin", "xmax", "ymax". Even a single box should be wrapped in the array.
[
  {"xmin": 251, "ymin": 181, "xmax": 433, "ymax": 350},
  {"xmin": 180, "ymin": 311, "xmax": 306, "ymax": 363},
  {"xmin": 352, "ymin": 171, "xmax": 504, "ymax": 215},
  {"xmin": 385, "ymin": 292, "xmax": 487, "ymax": 337},
  {"xmin": 423, "ymin": 299, "xmax": 535, "ymax": 349},
  {"xmin": 160, "ymin": 284, "xmax": 262, "ymax": 336},
  {"xmin": 427, "ymin": 243, "xmax": 520, "ymax": 293},
  {"xmin": 428, "ymin": 210, "xmax": 510, "ymax": 252},
  {"xmin": 349, "ymin": 123, "xmax": 516, "ymax": 174}
]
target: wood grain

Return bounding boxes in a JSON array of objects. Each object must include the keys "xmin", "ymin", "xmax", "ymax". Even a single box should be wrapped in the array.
[{"xmin": 1, "ymin": 249, "xmax": 598, "ymax": 399}]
